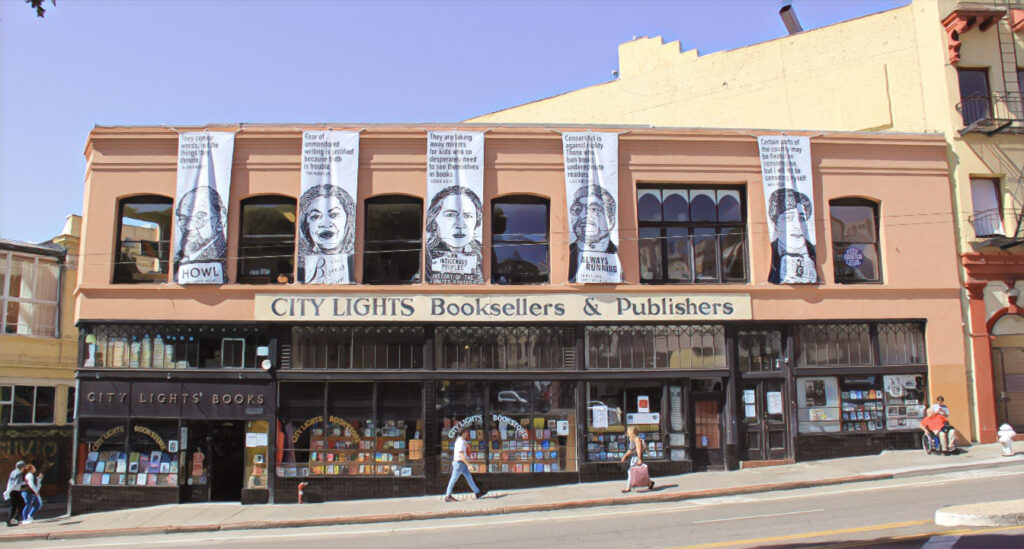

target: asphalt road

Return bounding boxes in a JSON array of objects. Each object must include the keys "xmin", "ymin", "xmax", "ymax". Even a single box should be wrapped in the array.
[{"xmin": 10, "ymin": 468, "xmax": 1024, "ymax": 549}]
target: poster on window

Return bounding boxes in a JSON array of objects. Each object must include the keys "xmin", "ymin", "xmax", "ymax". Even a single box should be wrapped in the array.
[
  {"xmin": 173, "ymin": 132, "xmax": 235, "ymax": 284},
  {"xmin": 563, "ymin": 132, "xmax": 621, "ymax": 283},
  {"xmin": 425, "ymin": 131, "xmax": 484, "ymax": 284},
  {"xmin": 758, "ymin": 136, "xmax": 817, "ymax": 284},
  {"xmin": 298, "ymin": 131, "xmax": 359, "ymax": 284}
]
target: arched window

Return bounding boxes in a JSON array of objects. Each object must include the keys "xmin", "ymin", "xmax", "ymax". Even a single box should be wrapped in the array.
[
  {"xmin": 637, "ymin": 186, "xmax": 747, "ymax": 284},
  {"xmin": 114, "ymin": 195, "xmax": 172, "ymax": 284},
  {"xmin": 238, "ymin": 195, "xmax": 296, "ymax": 284},
  {"xmin": 364, "ymin": 196, "xmax": 423, "ymax": 284},
  {"xmin": 492, "ymin": 196, "xmax": 549, "ymax": 285},
  {"xmin": 830, "ymin": 198, "xmax": 880, "ymax": 283}
]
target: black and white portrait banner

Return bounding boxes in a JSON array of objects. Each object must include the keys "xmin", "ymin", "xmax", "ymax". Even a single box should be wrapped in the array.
[
  {"xmin": 563, "ymin": 132, "xmax": 621, "ymax": 284},
  {"xmin": 758, "ymin": 135, "xmax": 817, "ymax": 284},
  {"xmin": 425, "ymin": 131, "xmax": 484, "ymax": 284},
  {"xmin": 173, "ymin": 131, "xmax": 235, "ymax": 284},
  {"xmin": 298, "ymin": 131, "xmax": 359, "ymax": 284}
]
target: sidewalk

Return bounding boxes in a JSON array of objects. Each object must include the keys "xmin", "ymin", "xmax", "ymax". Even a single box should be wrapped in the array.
[{"xmin": 3, "ymin": 443, "xmax": 1022, "ymax": 542}]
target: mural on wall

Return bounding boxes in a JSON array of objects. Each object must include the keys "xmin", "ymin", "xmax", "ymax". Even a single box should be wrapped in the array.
[{"xmin": 0, "ymin": 427, "xmax": 73, "ymax": 497}]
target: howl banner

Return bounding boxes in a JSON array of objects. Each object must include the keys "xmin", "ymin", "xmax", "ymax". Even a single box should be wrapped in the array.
[
  {"xmin": 425, "ymin": 131, "xmax": 484, "ymax": 284},
  {"xmin": 298, "ymin": 131, "xmax": 359, "ymax": 284},
  {"xmin": 758, "ymin": 136, "xmax": 817, "ymax": 284},
  {"xmin": 563, "ymin": 132, "xmax": 621, "ymax": 283},
  {"xmin": 173, "ymin": 132, "xmax": 235, "ymax": 284}
]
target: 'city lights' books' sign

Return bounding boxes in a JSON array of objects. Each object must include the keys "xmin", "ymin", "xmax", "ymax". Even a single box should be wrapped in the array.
[{"xmin": 254, "ymin": 293, "xmax": 752, "ymax": 322}]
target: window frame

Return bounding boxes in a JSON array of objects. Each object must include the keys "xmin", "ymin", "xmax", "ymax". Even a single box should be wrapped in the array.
[
  {"xmin": 237, "ymin": 195, "xmax": 297, "ymax": 285},
  {"xmin": 829, "ymin": 198, "xmax": 882, "ymax": 284},
  {"xmin": 1, "ymin": 251, "xmax": 61, "ymax": 338},
  {"xmin": 491, "ymin": 195, "xmax": 550, "ymax": 285},
  {"xmin": 113, "ymin": 195, "xmax": 173, "ymax": 284},
  {"xmin": 956, "ymin": 67, "xmax": 992, "ymax": 125},
  {"xmin": 637, "ymin": 185, "xmax": 748, "ymax": 284},
  {"xmin": 969, "ymin": 178, "xmax": 1004, "ymax": 238},
  {"xmin": 363, "ymin": 195, "xmax": 424, "ymax": 285},
  {"xmin": 3, "ymin": 384, "xmax": 59, "ymax": 425}
]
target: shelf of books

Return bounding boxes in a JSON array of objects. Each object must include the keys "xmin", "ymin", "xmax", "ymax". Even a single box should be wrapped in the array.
[
  {"xmin": 79, "ymin": 450, "xmax": 179, "ymax": 487},
  {"xmin": 440, "ymin": 414, "xmax": 577, "ymax": 474},
  {"xmin": 586, "ymin": 424, "xmax": 664, "ymax": 462},
  {"xmin": 280, "ymin": 419, "xmax": 424, "ymax": 478}
]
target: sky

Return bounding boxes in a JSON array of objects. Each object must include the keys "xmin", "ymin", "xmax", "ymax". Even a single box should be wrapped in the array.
[{"xmin": 0, "ymin": 0, "xmax": 909, "ymax": 244}]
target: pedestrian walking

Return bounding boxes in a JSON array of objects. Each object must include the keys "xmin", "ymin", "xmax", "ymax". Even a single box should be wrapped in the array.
[
  {"xmin": 444, "ymin": 429, "xmax": 487, "ymax": 502},
  {"xmin": 621, "ymin": 426, "xmax": 655, "ymax": 493},
  {"xmin": 20, "ymin": 464, "xmax": 42, "ymax": 524},
  {"xmin": 3, "ymin": 460, "xmax": 26, "ymax": 526}
]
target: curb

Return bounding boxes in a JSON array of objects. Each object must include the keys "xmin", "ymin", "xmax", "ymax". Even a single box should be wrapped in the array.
[
  {"xmin": 4, "ymin": 457, "xmax": 1021, "ymax": 542},
  {"xmin": 934, "ymin": 499, "xmax": 1024, "ymax": 527}
]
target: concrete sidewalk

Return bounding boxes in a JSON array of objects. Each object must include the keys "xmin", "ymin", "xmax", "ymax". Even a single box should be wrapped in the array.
[{"xmin": 3, "ymin": 443, "xmax": 1022, "ymax": 542}]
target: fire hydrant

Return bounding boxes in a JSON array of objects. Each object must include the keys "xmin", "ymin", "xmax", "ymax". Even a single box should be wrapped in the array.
[
  {"xmin": 298, "ymin": 481, "xmax": 309, "ymax": 503},
  {"xmin": 997, "ymin": 424, "xmax": 1017, "ymax": 457}
]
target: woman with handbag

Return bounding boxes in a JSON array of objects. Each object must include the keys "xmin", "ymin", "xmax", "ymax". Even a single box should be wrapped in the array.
[{"xmin": 620, "ymin": 426, "xmax": 655, "ymax": 493}]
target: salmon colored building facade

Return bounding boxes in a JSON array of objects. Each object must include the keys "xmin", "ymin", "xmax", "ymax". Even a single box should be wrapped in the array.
[{"xmin": 72, "ymin": 125, "xmax": 962, "ymax": 513}]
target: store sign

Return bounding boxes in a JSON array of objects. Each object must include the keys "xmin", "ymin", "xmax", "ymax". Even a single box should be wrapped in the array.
[
  {"xmin": 79, "ymin": 380, "xmax": 132, "ymax": 417},
  {"xmin": 254, "ymin": 293, "xmax": 752, "ymax": 322},
  {"xmin": 77, "ymin": 380, "xmax": 272, "ymax": 419},
  {"xmin": 626, "ymin": 412, "xmax": 660, "ymax": 425},
  {"xmin": 181, "ymin": 382, "xmax": 274, "ymax": 420}
]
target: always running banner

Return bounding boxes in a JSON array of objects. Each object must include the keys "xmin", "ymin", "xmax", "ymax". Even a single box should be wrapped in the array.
[
  {"xmin": 563, "ymin": 132, "xmax": 621, "ymax": 284},
  {"xmin": 173, "ymin": 131, "xmax": 235, "ymax": 285},
  {"xmin": 298, "ymin": 131, "xmax": 359, "ymax": 284}
]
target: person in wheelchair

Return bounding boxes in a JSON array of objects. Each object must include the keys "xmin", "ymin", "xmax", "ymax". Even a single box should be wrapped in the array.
[{"xmin": 920, "ymin": 409, "xmax": 956, "ymax": 455}]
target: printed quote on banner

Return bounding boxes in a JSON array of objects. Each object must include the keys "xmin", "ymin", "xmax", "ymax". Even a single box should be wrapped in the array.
[
  {"xmin": 563, "ymin": 132, "xmax": 621, "ymax": 284},
  {"xmin": 173, "ymin": 132, "xmax": 235, "ymax": 285}
]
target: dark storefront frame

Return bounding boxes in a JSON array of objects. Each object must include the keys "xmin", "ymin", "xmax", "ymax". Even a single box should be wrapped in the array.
[{"xmin": 72, "ymin": 318, "xmax": 930, "ymax": 512}]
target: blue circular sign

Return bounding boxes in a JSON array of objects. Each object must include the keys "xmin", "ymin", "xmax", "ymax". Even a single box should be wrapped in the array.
[{"xmin": 843, "ymin": 246, "xmax": 864, "ymax": 268}]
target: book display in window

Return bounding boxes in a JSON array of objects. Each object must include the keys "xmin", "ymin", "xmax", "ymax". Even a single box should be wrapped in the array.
[
  {"xmin": 309, "ymin": 420, "xmax": 423, "ymax": 477},
  {"xmin": 587, "ymin": 426, "xmax": 663, "ymax": 461},
  {"xmin": 883, "ymin": 375, "xmax": 928, "ymax": 430},
  {"xmin": 79, "ymin": 450, "xmax": 179, "ymax": 486},
  {"xmin": 441, "ymin": 415, "xmax": 571, "ymax": 474},
  {"xmin": 840, "ymin": 376, "xmax": 884, "ymax": 432}
]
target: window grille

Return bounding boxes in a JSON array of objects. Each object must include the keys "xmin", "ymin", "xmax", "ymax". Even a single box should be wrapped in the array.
[
  {"xmin": 796, "ymin": 323, "xmax": 872, "ymax": 367},
  {"xmin": 878, "ymin": 322, "xmax": 926, "ymax": 365},
  {"xmin": 289, "ymin": 326, "xmax": 425, "ymax": 370},
  {"xmin": 585, "ymin": 325, "xmax": 726, "ymax": 369},
  {"xmin": 436, "ymin": 326, "xmax": 575, "ymax": 370}
]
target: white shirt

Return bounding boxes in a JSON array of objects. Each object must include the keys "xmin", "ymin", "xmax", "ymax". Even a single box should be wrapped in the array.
[
  {"xmin": 929, "ymin": 403, "xmax": 949, "ymax": 417},
  {"xmin": 453, "ymin": 436, "xmax": 469, "ymax": 464},
  {"xmin": 3, "ymin": 468, "xmax": 23, "ymax": 501}
]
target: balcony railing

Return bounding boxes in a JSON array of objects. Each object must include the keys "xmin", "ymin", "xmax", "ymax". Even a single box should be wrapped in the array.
[
  {"xmin": 957, "ymin": 92, "xmax": 1024, "ymax": 135},
  {"xmin": 969, "ymin": 207, "xmax": 1022, "ymax": 241}
]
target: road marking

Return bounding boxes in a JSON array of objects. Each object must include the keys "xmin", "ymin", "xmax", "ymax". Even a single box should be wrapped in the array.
[
  {"xmin": 822, "ymin": 525, "xmax": 1023, "ymax": 548},
  {"xmin": 920, "ymin": 535, "xmax": 960, "ymax": 549},
  {"xmin": 665, "ymin": 520, "xmax": 931, "ymax": 548},
  {"xmin": 691, "ymin": 508, "xmax": 823, "ymax": 524}
]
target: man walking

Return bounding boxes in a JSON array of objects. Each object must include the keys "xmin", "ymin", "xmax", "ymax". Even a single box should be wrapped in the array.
[
  {"xmin": 3, "ymin": 461, "xmax": 25, "ymax": 526},
  {"xmin": 444, "ymin": 430, "xmax": 487, "ymax": 502}
]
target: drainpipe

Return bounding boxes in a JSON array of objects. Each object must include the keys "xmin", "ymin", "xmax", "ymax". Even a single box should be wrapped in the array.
[{"xmin": 780, "ymin": 3, "xmax": 804, "ymax": 34}]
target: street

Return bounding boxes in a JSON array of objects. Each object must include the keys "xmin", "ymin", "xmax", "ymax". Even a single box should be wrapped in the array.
[{"xmin": 8, "ymin": 468, "xmax": 1022, "ymax": 549}]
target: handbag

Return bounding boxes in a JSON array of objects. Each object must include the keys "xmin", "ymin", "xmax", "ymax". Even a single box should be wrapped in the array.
[{"xmin": 628, "ymin": 463, "xmax": 650, "ymax": 488}]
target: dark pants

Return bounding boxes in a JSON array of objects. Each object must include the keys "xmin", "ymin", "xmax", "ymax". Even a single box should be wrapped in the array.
[{"xmin": 7, "ymin": 491, "xmax": 25, "ymax": 524}]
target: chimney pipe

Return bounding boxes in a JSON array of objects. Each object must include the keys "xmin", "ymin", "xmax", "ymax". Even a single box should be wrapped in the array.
[{"xmin": 779, "ymin": 3, "xmax": 803, "ymax": 34}]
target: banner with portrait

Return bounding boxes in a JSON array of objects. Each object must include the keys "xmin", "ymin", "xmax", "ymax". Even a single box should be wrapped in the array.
[
  {"xmin": 758, "ymin": 135, "xmax": 817, "ymax": 284},
  {"xmin": 173, "ymin": 131, "xmax": 235, "ymax": 284},
  {"xmin": 425, "ymin": 131, "xmax": 484, "ymax": 284},
  {"xmin": 563, "ymin": 132, "xmax": 621, "ymax": 284},
  {"xmin": 298, "ymin": 131, "xmax": 359, "ymax": 284}
]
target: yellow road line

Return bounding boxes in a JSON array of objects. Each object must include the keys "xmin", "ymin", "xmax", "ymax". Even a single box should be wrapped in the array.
[
  {"xmin": 665, "ymin": 520, "xmax": 931, "ymax": 549},
  {"xmin": 826, "ymin": 524, "xmax": 1024, "ymax": 549}
]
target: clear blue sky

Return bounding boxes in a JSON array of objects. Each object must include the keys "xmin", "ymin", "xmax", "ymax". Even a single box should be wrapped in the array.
[{"xmin": 0, "ymin": 0, "xmax": 908, "ymax": 243}]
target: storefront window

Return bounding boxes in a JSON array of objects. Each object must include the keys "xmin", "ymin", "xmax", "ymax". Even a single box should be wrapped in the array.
[
  {"xmin": 289, "ymin": 326, "xmax": 425, "ymax": 370},
  {"xmin": 244, "ymin": 420, "xmax": 270, "ymax": 489},
  {"xmin": 796, "ymin": 324, "xmax": 872, "ymax": 367},
  {"xmin": 586, "ymin": 383, "xmax": 664, "ymax": 462},
  {"xmin": 277, "ymin": 382, "xmax": 322, "ymax": 478},
  {"xmin": 839, "ymin": 376, "xmax": 885, "ymax": 433},
  {"xmin": 82, "ymin": 324, "xmax": 264, "ymax": 369},
  {"xmin": 883, "ymin": 375, "xmax": 928, "ymax": 431},
  {"xmin": 78, "ymin": 419, "xmax": 128, "ymax": 486},
  {"xmin": 377, "ymin": 384, "xmax": 424, "ymax": 476},
  {"xmin": 437, "ymin": 381, "xmax": 486, "ymax": 475},
  {"xmin": 587, "ymin": 325, "xmax": 725, "ymax": 369},
  {"xmin": 797, "ymin": 377, "xmax": 840, "ymax": 433},
  {"xmin": 126, "ymin": 419, "xmax": 180, "ymax": 487},
  {"xmin": 436, "ymin": 326, "xmax": 576, "ymax": 370},
  {"xmin": 878, "ymin": 323, "xmax": 926, "ymax": 365}
]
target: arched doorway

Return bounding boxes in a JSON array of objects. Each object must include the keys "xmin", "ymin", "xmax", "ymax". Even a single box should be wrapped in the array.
[{"xmin": 991, "ymin": 313, "xmax": 1024, "ymax": 431}]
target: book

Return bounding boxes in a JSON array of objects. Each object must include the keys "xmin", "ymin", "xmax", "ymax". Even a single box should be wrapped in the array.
[
  {"xmin": 87, "ymin": 451, "xmax": 99, "ymax": 462},
  {"xmin": 136, "ymin": 473, "xmax": 147, "ymax": 485},
  {"xmin": 81, "ymin": 473, "xmax": 92, "ymax": 485},
  {"xmin": 130, "ymin": 452, "xmax": 141, "ymax": 464},
  {"xmin": 128, "ymin": 461, "xmax": 139, "ymax": 473},
  {"xmin": 116, "ymin": 459, "xmax": 127, "ymax": 473},
  {"xmin": 146, "ymin": 473, "xmax": 157, "ymax": 486},
  {"xmin": 101, "ymin": 474, "xmax": 111, "ymax": 485},
  {"xmin": 159, "ymin": 462, "xmax": 170, "ymax": 473},
  {"xmin": 95, "ymin": 460, "xmax": 106, "ymax": 474}
]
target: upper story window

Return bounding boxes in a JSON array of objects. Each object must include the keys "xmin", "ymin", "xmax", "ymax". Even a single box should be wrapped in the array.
[
  {"xmin": 1, "ymin": 385, "xmax": 56, "ymax": 425},
  {"xmin": 957, "ymin": 68, "xmax": 991, "ymax": 125},
  {"xmin": 492, "ymin": 196, "xmax": 549, "ymax": 284},
  {"xmin": 637, "ymin": 186, "xmax": 747, "ymax": 284},
  {"xmin": 113, "ymin": 195, "xmax": 172, "ymax": 284},
  {"xmin": 830, "ymin": 198, "xmax": 880, "ymax": 283},
  {"xmin": 363, "ymin": 196, "xmax": 422, "ymax": 284},
  {"xmin": 970, "ymin": 178, "xmax": 1004, "ymax": 238},
  {"xmin": 1, "ymin": 252, "xmax": 60, "ymax": 337},
  {"xmin": 238, "ymin": 196, "xmax": 296, "ymax": 284}
]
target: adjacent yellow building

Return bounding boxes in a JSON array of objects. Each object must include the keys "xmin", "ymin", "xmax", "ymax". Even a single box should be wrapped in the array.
[
  {"xmin": 471, "ymin": 0, "xmax": 1024, "ymax": 443},
  {"xmin": 0, "ymin": 215, "xmax": 81, "ymax": 496}
]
